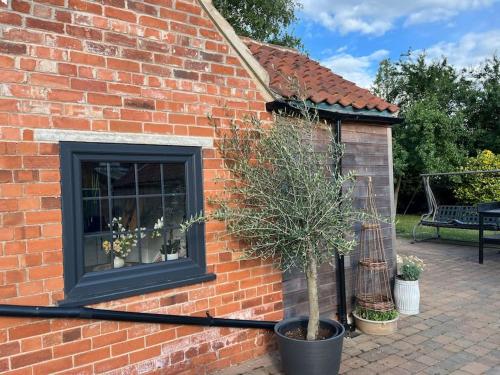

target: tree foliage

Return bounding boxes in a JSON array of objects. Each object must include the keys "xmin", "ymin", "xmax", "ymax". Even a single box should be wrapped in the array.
[
  {"xmin": 184, "ymin": 107, "xmax": 362, "ymax": 340},
  {"xmin": 374, "ymin": 53, "xmax": 471, "ymax": 114},
  {"xmin": 453, "ymin": 150, "xmax": 500, "ymax": 204},
  {"xmin": 397, "ymin": 96, "xmax": 467, "ymax": 176},
  {"xmin": 373, "ymin": 51, "xmax": 499, "ymax": 210},
  {"xmin": 213, "ymin": 0, "xmax": 302, "ymax": 48},
  {"xmin": 210, "ymin": 112, "xmax": 359, "ymax": 267},
  {"xmin": 466, "ymin": 57, "xmax": 500, "ymax": 153}
]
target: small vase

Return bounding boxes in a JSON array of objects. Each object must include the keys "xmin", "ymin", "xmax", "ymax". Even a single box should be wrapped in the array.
[
  {"xmin": 394, "ymin": 278, "xmax": 420, "ymax": 315},
  {"xmin": 167, "ymin": 253, "xmax": 179, "ymax": 261},
  {"xmin": 113, "ymin": 256, "xmax": 125, "ymax": 269},
  {"xmin": 161, "ymin": 254, "xmax": 166, "ymax": 262}
]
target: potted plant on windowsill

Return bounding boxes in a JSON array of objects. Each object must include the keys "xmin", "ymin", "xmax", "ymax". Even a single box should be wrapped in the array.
[
  {"xmin": 152, "ymin": 218, "xmax": 181, "ymax": 261},
  {"xmin": 162, "ymin": 228, "xmax": 181, "ymax": 261},
  {"xmin": 394, "ymin": 255, "xmax": 425, "ymax": 315},
  {"xmin": 182, "ymin": 103, "xmax": 362, "ymax": 375}
]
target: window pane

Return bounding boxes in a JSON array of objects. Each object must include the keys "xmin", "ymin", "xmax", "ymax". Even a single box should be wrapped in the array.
[
  {"xmin": 82, "ymin": 162, "xmax": 108, "ymax": 198},
  {"xmin": 112, "ymin": 198, "xmax": 137, "ymax": 231},
  {"xmin": 110, "ymin": 163, "xmax": 136, "ymax": 196},
  {"xmin": 141, "ymin": 228, "xmax": 188, "ymax": 263},
  {"xmin": 84, "ymin": 235, "xmax": 112, "ymax": 272},
  {"xmin": 164, "ymin": 163, "xmax": 186, "ymax": 194},
  {"xmin": 139, "ymin": 197, "xmax": 163, "ymax": 230},
  {"xmin": 164, "ymin": 194, "xmax": 186, "ymax": 223},
  {"xmin": 138, "ymin": 163, "xmax": 162, "ymax": 195},
  {"xmin": 83, "ymin": 199, "xmax": 109, "ymax": 234}
]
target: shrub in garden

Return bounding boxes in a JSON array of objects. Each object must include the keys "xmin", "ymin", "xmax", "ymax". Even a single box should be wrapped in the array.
[{"xmin": 453, "ymin": 150, "xmax": 500, "ymax": 204}]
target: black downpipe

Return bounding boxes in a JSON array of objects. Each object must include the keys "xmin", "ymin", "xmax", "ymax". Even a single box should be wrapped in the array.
[
  {"xmin": 335, "ymin": 255, "xmax": 348, "ymax": 326},
  {"xmin": 334, "ymin": 119, "xmax": 352, "ymax": 334},
  {"xmin": 0, "ymin": 304, "xmax": 276, "ymax": 330}
]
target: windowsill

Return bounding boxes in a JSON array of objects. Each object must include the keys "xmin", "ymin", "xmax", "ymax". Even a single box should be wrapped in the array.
[{"xmin": 58, "ymin": 273, "xmax": 216, "ymax": 307}]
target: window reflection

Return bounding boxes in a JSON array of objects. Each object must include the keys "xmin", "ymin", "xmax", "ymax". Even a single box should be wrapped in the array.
[{"xmin": 82, "ymin": 161, "xmax": 189, "ymax": 272}]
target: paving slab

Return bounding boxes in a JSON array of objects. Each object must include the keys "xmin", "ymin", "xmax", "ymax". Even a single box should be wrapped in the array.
[{"xmin": 215, "ymin": 238, "xmax": 500, "ymax": 374}]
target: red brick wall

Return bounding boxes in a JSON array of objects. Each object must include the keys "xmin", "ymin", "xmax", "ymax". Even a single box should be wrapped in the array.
[{"xmin": 0, "ymin": 1, "xmax": 282, "ymax": 373}]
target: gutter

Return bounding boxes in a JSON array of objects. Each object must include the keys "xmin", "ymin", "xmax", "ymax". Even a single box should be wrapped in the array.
[
  {"xmin": 267, "ymin": 100, "xmax": 403, "ymax": 126},
  {"xmin": 0, "ymin": 304, "xmax": 276, "ymax": 330}
]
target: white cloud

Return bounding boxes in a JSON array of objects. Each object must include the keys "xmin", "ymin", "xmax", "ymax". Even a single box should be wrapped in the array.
[
  {"xmin": 422, "ymin": 30, "xmax": 500, "ymax": 68},
  {"xmin": 319, "ymin": 30, "xmax": 500, "ymax": 89},
  {"xmin": 320, "ymin": 49, "xmax": 389, "ymax": 88},
  {"xmin": 299, "ymin": 0, "xmax": 495, "ymax": 35}
]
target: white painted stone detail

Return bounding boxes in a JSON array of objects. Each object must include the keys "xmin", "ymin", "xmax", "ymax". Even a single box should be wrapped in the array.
[{"xmin": 34, "ymin": 129, "xmax": 214, "ymax": 148}]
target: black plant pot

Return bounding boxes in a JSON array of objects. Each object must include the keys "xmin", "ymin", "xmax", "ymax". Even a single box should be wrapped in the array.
[{"xmin": 274, "ymin": 317, "xmax": 345, "ymax": 375}]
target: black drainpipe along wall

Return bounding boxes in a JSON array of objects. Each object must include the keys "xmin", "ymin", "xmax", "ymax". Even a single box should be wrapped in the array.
[
  {"xmin": 0, "ymin": 304, "xmax": 277, "ymax": 330},
  {"xmin": 333, "ymin": 119, "xmax": 351, "ymax": 333}
]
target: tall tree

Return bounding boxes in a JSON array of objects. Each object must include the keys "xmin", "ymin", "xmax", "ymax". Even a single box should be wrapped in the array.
[
  {"xmin": 466, "ymin": 56, "xmax": 500, "ymax": 154},
  {"xmin": 373, "ymin": 52, "xmax": 471, "ymax": 210},
  {"xmin": 213, "ymin": 0, "xmax": 302, "ymax": 48},
  {"xmin": 373, "ymin": 53, "xmax": 471, "ymax": 114}
]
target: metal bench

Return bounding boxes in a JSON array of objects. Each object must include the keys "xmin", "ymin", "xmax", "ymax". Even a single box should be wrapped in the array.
[
  {"xmin": 412, "ymin": 175, "xmax": 500, "ymax": 241},
  {"xmin": 420, "ymin": 205, "xmax": 499, "ymax": 229}
]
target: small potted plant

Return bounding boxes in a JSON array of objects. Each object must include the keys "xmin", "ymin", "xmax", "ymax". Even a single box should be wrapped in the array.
[
  {"xmin": 102, "ymin": 217, "xmax": 144, "ymax": 268},
  {"xmin": 394, "ymin": 255, "xmax": 425, "ymax": 315},
  {"xmin": 152, "ymin": 218, "xmax": 181, "ymax": 261},
  {"xmin": 353, "ymin": 307, "xmax": 399, "ymax": 335},
  {"xmin": 183, "ymin": 103, "xmax": 362, "ymax": 375},
  {"xmin": 162, "ymin": 228, "xmax": 181, "ymax": 261}
]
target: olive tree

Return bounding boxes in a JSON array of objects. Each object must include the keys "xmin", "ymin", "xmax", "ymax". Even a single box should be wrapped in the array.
[{"xmin": 184, "ymin": 106, "xmax": 360, "ymax": 340}]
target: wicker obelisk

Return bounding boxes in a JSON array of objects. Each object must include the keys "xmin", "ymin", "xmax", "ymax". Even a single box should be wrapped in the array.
[{"xmin": 355, "ymin": 177, "xmax": 394, "ymax": 312}]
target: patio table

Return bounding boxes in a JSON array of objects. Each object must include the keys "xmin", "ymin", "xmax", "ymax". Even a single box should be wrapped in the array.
[{"xmin": 478, "ymin": 202, "xmax": 500, "ymax": 264}]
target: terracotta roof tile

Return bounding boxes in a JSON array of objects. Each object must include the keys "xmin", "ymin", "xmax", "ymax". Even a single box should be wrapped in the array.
[{"xmin": 243, "ymin": 38, "xmax": 398, "ymax": 114}]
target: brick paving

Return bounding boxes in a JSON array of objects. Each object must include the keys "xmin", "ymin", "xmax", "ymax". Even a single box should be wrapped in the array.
[{"xmin": 216, "ymin": 239, "xmax": 500, "ymax": 375}]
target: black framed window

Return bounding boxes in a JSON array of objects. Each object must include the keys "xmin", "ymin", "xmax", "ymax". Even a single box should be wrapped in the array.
[{"xmin": 60, "ymin": 142, "xmax": 215, "ymax": 306}]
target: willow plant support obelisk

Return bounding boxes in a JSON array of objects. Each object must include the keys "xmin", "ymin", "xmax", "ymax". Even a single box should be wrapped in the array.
[{"xmin": 354, "ymin": 177, "xmax": 398, "ymax": 335}]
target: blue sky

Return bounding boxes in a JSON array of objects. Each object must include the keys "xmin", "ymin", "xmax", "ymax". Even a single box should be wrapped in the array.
[{"xmin": 293, "ymin": 0, "xmax": 500, "ymax": 88}]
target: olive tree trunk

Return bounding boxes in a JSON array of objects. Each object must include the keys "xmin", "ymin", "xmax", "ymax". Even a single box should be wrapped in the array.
[{"xmin": 306, "ymin": 250, "xmax": 319, "ymax": 341}]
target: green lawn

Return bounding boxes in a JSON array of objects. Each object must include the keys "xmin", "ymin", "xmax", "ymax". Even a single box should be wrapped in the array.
[{"xmin": 395, "ymin": 214, "xmax": 495, "ymax": 243}]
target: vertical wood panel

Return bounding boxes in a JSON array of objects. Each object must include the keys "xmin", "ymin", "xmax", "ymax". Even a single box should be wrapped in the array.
[{"xmin": 282, "ymin": 121, "xmax": 396, "ymax": 319}]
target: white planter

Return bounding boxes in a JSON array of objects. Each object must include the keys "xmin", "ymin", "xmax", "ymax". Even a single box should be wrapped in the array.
[
  {"xmin": 167, "ymin": 253, "xmax": 179, "ymax": 261},
  {"xmin": 394, "ymin": 278, "xmax": 420, "ymax": 315},
  {"xmin": 113, "ymin": 256, "xmax": 125, "ymax": 269},
  {"xmin": 161, "ymin": 254, "xmax": 166, "ymax": 262}
]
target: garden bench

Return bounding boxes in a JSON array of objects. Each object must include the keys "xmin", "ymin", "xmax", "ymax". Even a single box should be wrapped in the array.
[
  {"xmin": 414, "ymin": 205, "xmax": 500, "ymax": 241},
  {"xmin": 420, "ymin": 205, "xmax": 500, "ymax": 231},
  {"xmin": 412, "ymin": 173, "xmax": 500, "ymax": 242}
]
